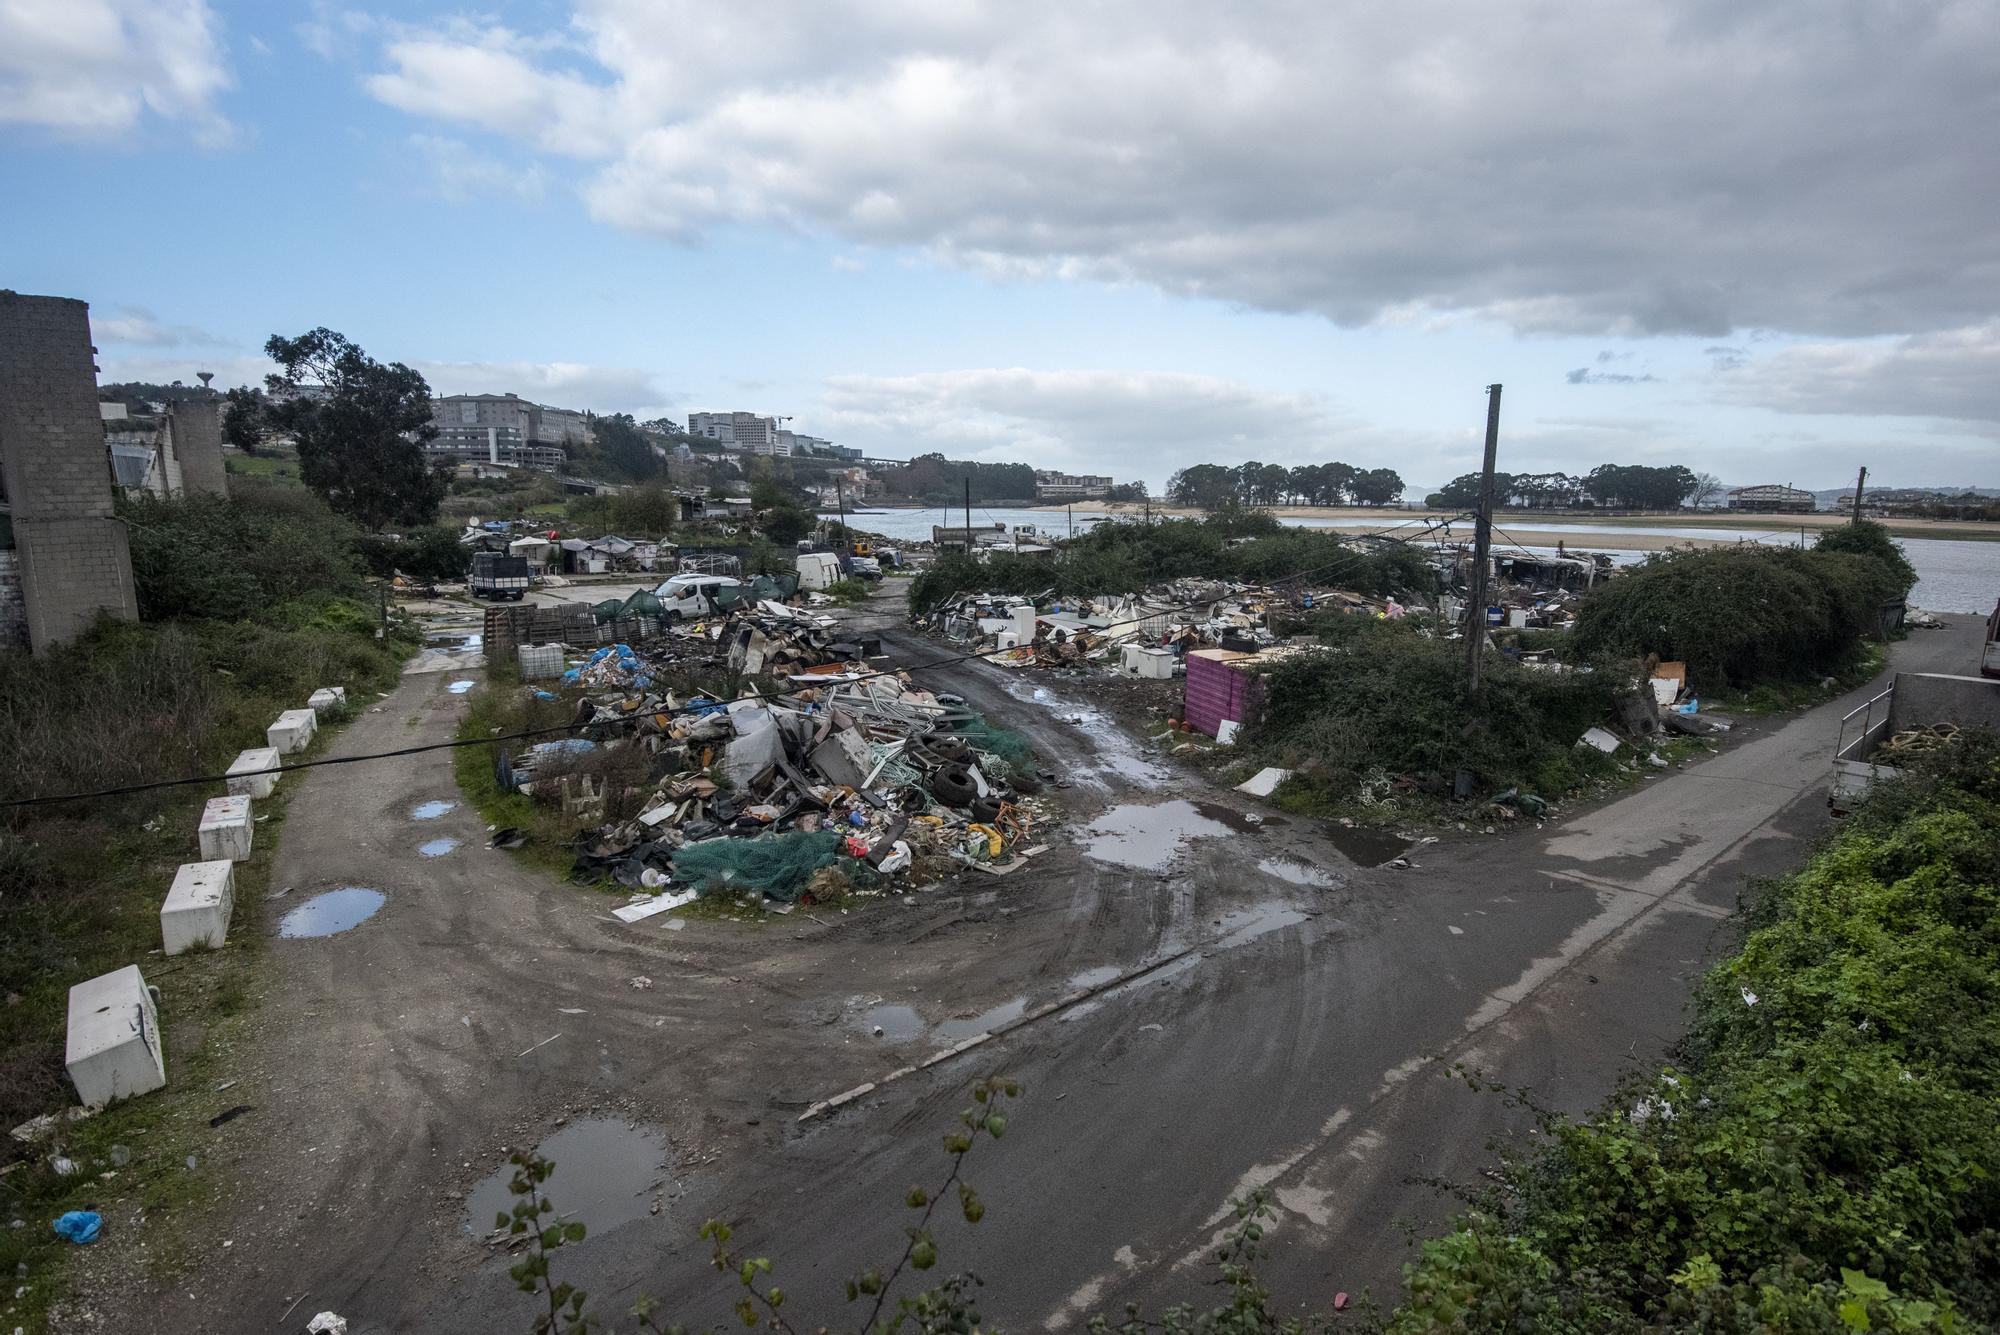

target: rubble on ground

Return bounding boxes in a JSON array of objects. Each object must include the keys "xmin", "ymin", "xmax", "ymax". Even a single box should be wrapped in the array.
[{"xmin": 495, "ymin": 611, "xmax": 1052, "ymax": 909}]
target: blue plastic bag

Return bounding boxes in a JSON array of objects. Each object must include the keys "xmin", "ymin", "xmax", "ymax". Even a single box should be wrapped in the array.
[{"xmin": 53, "ymin": 1211, "xmax": 101, "ymax": 1244}]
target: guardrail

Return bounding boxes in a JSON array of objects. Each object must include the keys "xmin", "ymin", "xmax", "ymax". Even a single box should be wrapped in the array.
[{"xmin": 1835, "ymin": 687, "xmax": 1895, "ymax": 763}]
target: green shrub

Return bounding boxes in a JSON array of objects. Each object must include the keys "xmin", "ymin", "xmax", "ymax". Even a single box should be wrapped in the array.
[
  {"xmin": 352, "ymin": 525, "xmax": 470, "ymax": 581},
  {"xmin": 1390, "ymin": 732, "xmax": 2000, "ymax": 1332},
  {"xmin": 1815, "ymin": 518, "xmax": 1918, "ymax": 594},
  {"xmin": 1569, "ymin": 546, "xmax": 1900, "ymax": 691},
  {"xmin": 120, "ymin": 490, "xmax": 368, "ymax": 621}
]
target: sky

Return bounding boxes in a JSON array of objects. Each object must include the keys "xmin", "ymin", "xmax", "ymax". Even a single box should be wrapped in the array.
[{"xmin": 3, "ymin": 0, "xmax": 1997, "ymax": 498}]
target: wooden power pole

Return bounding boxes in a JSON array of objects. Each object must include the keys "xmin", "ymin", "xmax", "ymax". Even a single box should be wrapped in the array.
[
  {"xmin": 1850, "ymin": 466, "xmax": 1868, "ymax": 524},
  {"xmin": 964, "ymin": 478, "xmax": 972, "ymax": 554},
  {"xmin": 1463, "ymin": 384, "xmax": 1503, "ymax": 690}
]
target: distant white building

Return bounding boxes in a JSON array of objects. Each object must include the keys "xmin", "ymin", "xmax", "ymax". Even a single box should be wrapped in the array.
[
  {"xmin": 427, "ymin": 393, "xmax": 588, "ymax": 472},
  {"xmin": 687, "ymin": 411, "xmax": 779, "ymax": 452},
  {"xmin": 1727, "ymin": 483, "xmax": 1816, "ymax": 514},
  {"xmin": 1034, "ymin": 469, "xmax": 1113, "ymax": 500}
]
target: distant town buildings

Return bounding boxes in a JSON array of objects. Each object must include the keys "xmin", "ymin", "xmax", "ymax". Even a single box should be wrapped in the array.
[
  {"xmin": 1727, "ymin": 483, "xmax": 1817, "ymax": 514},
  {"xmin": 426, "ymin": 393, "xmax": 586, "ymax": 472},
  {"xmin": 1034, "ymin": 469, "xmax": 1114, "ymax": 500},
  {"xmin": 687, "ymin": 410, "xmax": 859, "ymax": 460}
]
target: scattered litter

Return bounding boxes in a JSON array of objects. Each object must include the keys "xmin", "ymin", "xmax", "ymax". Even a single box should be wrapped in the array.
[
  {"xmin": 516, "ymin": 1033, "xmax": 563, "ymax": 1058},
  {"xmin": 53, "ymin": 1211, "xmax": 102, "ymax": 1245},
  {"xmin": 306, "ymin": 1315, "xmax": 349, "ymax": 1335},
  {"xmin": 1579, "ymin": 727, "xmax": 1621, "ymax": 754},
  {"xmin": 1236, "ymin": 767, "xmax": 1293, "ymax": 797},
  {"xmin": 628, "ymin": 976, "xmax": 654, "ymax": 991},
  {"xmin": 612, "ymin": 889, "xmax": 699, "ymax": 924},
  {"xmin": 208, "ymin": 1105, "xmax": 253, "ymax": 1128}
]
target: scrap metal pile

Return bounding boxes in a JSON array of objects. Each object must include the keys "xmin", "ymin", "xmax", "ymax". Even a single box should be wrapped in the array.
[
  {"xmin": 503, "ymin": 628, "xmax": 1050, "ymax": 914},
  {"xmin": 918, "ymin": 579, "xmax": 1405, "ymax": 675}
]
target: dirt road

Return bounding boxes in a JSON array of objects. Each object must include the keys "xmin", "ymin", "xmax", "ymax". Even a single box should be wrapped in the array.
[{"xmin": 70, "ymin": 590, "xmax": 1986, "ymax": 1333}]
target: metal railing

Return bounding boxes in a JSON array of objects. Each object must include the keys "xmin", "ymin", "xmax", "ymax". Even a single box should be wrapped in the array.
[{"xmin": 1835, "ymin": 687, "xmax": 1895, "ymax": 762}]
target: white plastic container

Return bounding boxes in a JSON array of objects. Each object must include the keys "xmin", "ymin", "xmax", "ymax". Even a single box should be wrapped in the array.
[
  {"xmin": 197, "ymin": 795, "xmax": 254, "ymax": 862},
  {"xmin": 517, "ymin": 643, "xmax": 564, "ymax": 679},
  {"xmin": 307, "ymin": 686, "xmax": 346, "ymax": 715},
  {"xmin": 161, "ymin": 860, "xmax": 235, "ymax": 954},
  {"xmin": 225, "ymin": 746, "xmax": 282, "ymax": 799},
  {"xmin": 66, "ymin": 965, "xmax": 166, "ymax": 1108}
]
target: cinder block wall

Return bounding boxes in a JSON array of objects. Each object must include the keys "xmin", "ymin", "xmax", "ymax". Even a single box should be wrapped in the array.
[
  {"xmin": 168, "ymin": 398, "xmax": 228, "ymax": 496},
  {"xmin": 0, "ymin": 291, "xmax": 139, "ymax": 651}
]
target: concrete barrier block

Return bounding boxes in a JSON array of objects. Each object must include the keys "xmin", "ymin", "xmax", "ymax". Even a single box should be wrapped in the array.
[
  {"xmin": 225, "ymin": 746, "xmax": 281, "ymax": 799},
  {"xmin": 197, "ymin": 795, "xmax": 253, "ymax": 862},
  {"xmin": 162, "ymin": 860, "xmax": 234, "ymax": 954},
  {"xmin": 66, "ymin": 964, "xmax": 166, "ymax": 1108},
  {"xmin": 267, "ymin": 708, "xmax": 317, "ymax": 754},
  {"xmin": 306, "ymin": 686, "xmax": 346, "ymax": 715}
]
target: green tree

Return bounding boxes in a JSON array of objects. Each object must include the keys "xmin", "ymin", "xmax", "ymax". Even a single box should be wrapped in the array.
[
  {"xmin": 220, "ymin": 386, "xmax": 268, "ymax": 456},
  {"xmin": 588, "ymin": 412, "xmax": 662, "ymax": 482},
  {"xmin": 262, "ymin": 328, "xmax": 447, "ymax": 531},
  {"xmin": 1350, "ymin": 467, "xmax": 1404, "ymax": 506},
  {"xmin": 1815, "ymin": 518, "xmax": 1917, "ymax": 594}
]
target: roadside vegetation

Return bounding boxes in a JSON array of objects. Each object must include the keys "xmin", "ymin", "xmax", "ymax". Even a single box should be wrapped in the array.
[
  {"xmin": 1390, "ymin": 731, "xmax": 2000, "ymax": 1332},
  {"xmin": 0, "ymin": 487, "xmax": 421, "ymax": 1331},
  {"xmin": 909, "ymin": 512, "xmax": 1438, "ymax": 613}
]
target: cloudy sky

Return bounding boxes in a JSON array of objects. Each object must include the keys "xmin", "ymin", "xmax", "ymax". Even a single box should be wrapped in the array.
[{"xmin": 4, "ymin": 0, "xmax": 1997, "ymax": 495}]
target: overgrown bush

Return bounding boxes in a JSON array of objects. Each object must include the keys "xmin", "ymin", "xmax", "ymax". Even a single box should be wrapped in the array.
[
  {"xmin": 1569, "ymin": 546, "xmax": 1900, "ymax": 691},
  {"xmin": 1250, "ymin": 621, "xmax": 1629, "ymax": 803},
  {"xmin": 1389, "ymin": 733, "xmax": 2000, "ymax": 1332},
  {"xmin": 1815, "ymin": 518, "xmax": 1918, "ymax": 594},
  {"xmin": 353, "ymin": 525, "xmax": 471, "ymax": 581},
  {"xmin": 908, "ymin": 516, "xmax": 1437, "ymax": 613},
  {"xmin": 120, "ymin": 490, "xmax": 369, "ymax": 620}
]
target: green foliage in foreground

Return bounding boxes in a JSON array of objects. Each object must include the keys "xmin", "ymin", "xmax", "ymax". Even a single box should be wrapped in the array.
[
  {"xmin": 909, "ymin": 513, "xmax": 1437, "ymax": 613},
  {"xmin": 1391, "ymin": 734, "xmax": 2000, "ymax": 1332},
  {"xmin": 1250, "ymin": 619, "xmax": 1630, "ymax": 804},
  {"xmin": 1570, "ymin": 545, "xmax": 1903, "ymax": 691}
]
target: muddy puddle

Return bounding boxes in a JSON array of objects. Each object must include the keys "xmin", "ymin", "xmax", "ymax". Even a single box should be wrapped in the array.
[
  {"xmin": 1212, "ymin": 903, "xmax": 1310, "ymax": 950},
  {"xmin": 278, "ymin": 887, "xmax": 385, "ymax": 938},
  {"xmin": 465, "ymin": 1119, "xmax": 668, "ymax": 1238},
  {"xmin": 1082, "ymin": 799, "xmax": 1241, "ymax": 869},
  {"xmin": 1323, "ymin": 825, "xmax": 1412, "ymax": 867},
  {"xmin": 1255, "ymin": 856, "xmax": 1336, "ymax": 888},
  {"xmin": 410, "ymin": 800, "xmax": 457, "ymax": 821},
  {"xmin": 419, "ymin": 837, "xmax": 461, "ymax": 858},
  {"xmin": 858, "ymin": 1003, "xmax": 925, "ymax": 1041},
  {"xmin": 1067, "ymin": 965, "xmax": 1122, "ymax": 990},
  {"xmin": 937, "ymin": 997, "xmax": 1029, "ymax": 1042}
]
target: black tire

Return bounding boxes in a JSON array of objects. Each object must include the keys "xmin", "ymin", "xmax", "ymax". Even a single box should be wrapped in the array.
[
  {"xmin": 930, "ymin": 765, "xmax": 978, "ymax": 808},
  {"xmin": 969, "ymin": 796, "xmax": 1003, "ymax": 824},
  {"xmin": 928, "ymin": 736, "xmax": 972, "ymax": 765}
]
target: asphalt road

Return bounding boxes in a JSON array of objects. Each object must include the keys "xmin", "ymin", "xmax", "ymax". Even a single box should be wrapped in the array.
[{"xmin": 75, "ymin": 599, "xmax": 1986, "ymax": 1334}]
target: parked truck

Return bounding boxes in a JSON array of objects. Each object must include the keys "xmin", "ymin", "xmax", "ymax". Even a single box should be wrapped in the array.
[
  {"xmin": 1983, "ymin": 596, "xmax": 2000, "ymax": 679},
  {"xmin": 468, "ymin": 551, "xmax": 531, "ymax": 601}
]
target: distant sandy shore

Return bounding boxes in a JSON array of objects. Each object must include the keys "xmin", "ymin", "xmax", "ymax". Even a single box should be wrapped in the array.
[{"xmin": 1032, "ymin": 503, "xmax": 2000, "ymax": 544}]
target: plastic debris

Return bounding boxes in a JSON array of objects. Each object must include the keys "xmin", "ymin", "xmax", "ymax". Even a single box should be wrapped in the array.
[{"xmin": 53, "ymin": 1211, "xmax": 102, "ymax": 1244}]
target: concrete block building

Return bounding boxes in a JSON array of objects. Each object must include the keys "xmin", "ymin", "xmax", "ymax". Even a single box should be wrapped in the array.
[{"xmin": 0, "ymin": 291, "xmax": 138, "ymax": 652}]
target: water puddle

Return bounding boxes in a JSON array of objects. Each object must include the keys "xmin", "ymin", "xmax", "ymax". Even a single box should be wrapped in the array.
[
  {"xmin": 1067, "ymin": 965, "xmax": 1122, "ymax": 990},
  {"xmin": 464, "ymin": 1120, "xmax": 668, "ymax": 1238},
  {"xmin": 936, "ymin": 997, "xmax": 1028, "ymax": 1043},
  {"xmin": 419, "ymin": 837, "xmax": 461, "ymax": 858},
  {"xmin": 1082, "ymin": 799, "xmax": 1239, "ymax": 869},
  {"xmin": 1324, "ymin": 826, "xmax": 1412, "ymax": 867},
  {"xmin": 277, "ymin": 887, "xmax": 385, "ymax": 939},
  {"xmin": 1256, "ymin": 856, "xmax": 1336, "ymax": 888},
  {"xmin": 999, "ymin": 678, "xmax": 1169, "ymax": 788},
  {"xmin": 1213, "ymin": 904, "xmax": 1310, "ymax": 950},
  {"xmin": 857, "ymin": 1003, "xmax": 924, "ymax": 1041},
  {"xmin": 410, "ymin": 800, "xmax": 457, "ymax": 821},
  {"xmin": 1192, "ymin": 800, "xmax": 1280, "ymax": 832},
  {"xmin": 448, "ymin": 679, "xmax": 476, "ymax": 694}
]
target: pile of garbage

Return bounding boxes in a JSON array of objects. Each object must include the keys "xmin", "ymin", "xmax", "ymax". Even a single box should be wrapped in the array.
[
  {"xmin": 503, "ymin": 643, "xmax": 1051, "ymax": 910},
  {"xmin": 918, "ymin": 579, "xmax": 1407, "ymax": 677}
]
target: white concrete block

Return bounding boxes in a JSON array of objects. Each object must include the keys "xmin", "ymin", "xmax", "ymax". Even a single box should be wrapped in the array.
[
  {"xmin": 66, "ymin": 965, "xmax": 166, "ymax": 1109},
  {"xmin": 267, "ymin": 708, "xmax": 318, "ymax": 754},
  {"xmin": 162, "ymin": 860, "xmax": 235, "ymax": 955},
  {"xmin": 306, "ymin": 686, "xmax": 346, "ymax": 715},
  {"xmin": 225, "ymin": 747, "xmax": 282, "ymax": 799},
  {"xmin": 197, "ymin": 795, "xmax": 254, "ymax": 862}
]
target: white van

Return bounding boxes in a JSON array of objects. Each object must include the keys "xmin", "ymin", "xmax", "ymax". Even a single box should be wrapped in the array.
[{"xmin": 651, "ymin": 573, "xmax": 746, "ymax": 621}]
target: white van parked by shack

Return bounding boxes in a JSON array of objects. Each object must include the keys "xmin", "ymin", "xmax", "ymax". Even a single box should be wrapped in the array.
[{"xmin": 650, "ymin": 573, "xmax": 745, "ymax": 622}]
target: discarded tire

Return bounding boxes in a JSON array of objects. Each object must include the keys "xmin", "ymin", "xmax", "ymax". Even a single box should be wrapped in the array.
[
  {"xmin": 927, "ymin": 736, "xmax": 972, "ymax": 765},
  {"xmin": 969, "ymin": 796, "xmax": 1003, "ymax": 823},
  {"xmin": 930, "ymin": 765, "xmax": 979, "ymax": 808}
]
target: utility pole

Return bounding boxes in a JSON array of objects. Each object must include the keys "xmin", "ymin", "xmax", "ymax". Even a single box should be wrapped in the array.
[
  {"xmin": 1067, "ymin": 503, "xmax": 1073, "ymax": 540},
  {"xmin": 1463, "ymin": 384, "xmax": 1503, "ymax": 690},
  {"xmin": 1850, "ymin": 466, "xmax": 1868, "ymax": 525},
  {"xmin": 964, "ymin": 478, "xmax": 972, "ymax": 556},
  {"xmin": 834, "ymin": 473, "xmax": 848, "ymax": 556}
]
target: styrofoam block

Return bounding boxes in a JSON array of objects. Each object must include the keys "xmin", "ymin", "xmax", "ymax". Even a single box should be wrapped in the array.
[
  {"xmin": 306, "ymin": 687, "xmax": 346, "ymax": 715},
  {"xmin": 198, "ymin": 795, "xmax": 253, "ymax": 862},
  {"xmin": 161, "ymin": 860, "xmax": 235, "ymax": 955},
  {"xmin": 225, "ymin": 747, "xmax": 282, "ymax": 799},
  {"xmin": 267, "ymin": 708, "xmax": 317, "ymax": 754},
  {"xmin": 66, "ymin": 965, "xmax": 166, "ymax": 1109}
]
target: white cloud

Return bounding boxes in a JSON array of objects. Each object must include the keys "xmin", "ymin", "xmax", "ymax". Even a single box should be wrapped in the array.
[
  {"xmin": 92, "ymin": 306, "xmax": 229, "ymax": 348},
  {"xmin": 1717, "ymin": 324, "xmax": 2000, "ymax": 433},
  {"xmin": 0, "ymin": 0, "xmax": 232, "ymax": 145},
  {"xmin": 412, "ymin": 359, "xmax": 672, "ymax": 416},
  {"xmin": 408, "ymin": 134, "xmax": 546, "ymax": 204},
  {"xmin": 353, "ymin": 1, "xmax": 2000, "ymax": 339}
]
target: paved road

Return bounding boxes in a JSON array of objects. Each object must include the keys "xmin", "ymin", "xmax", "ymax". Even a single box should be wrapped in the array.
[{"xmin": 96, "ymin": 603, "xmax": 1985, "ymax": 1334}]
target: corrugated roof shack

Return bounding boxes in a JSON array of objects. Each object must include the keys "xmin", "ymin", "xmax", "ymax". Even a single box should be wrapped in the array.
[{"xmin": 1184, "ymin": 648, "xmax": 1265, "ymax": 738}]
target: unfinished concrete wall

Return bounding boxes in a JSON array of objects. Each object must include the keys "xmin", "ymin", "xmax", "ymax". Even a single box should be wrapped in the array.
[
  {"xmin": 0, "ymin": 291, "xmax": 138, "ymax": 651},
  {"xmin": 1892, "ymin": 672, "xmax": 2000, "ymax": 732},
  {"xmin": 168, "ymin": 397, "xmax": 227, "ymax": 496}
]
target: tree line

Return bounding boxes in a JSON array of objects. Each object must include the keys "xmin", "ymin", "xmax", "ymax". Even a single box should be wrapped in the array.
[
  {"xmin": 1426, "ymin": 463, "xmax": 1721, "ymax": 511},
  {"xmin": 1165, "ymin": 461, "xmax": 1405, "ymax": 509}
]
